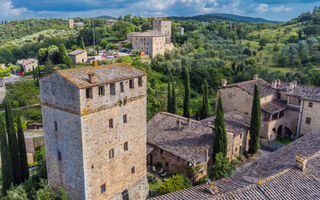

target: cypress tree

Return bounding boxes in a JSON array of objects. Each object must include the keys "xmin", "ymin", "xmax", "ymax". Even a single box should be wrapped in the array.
[
  {"xmin": 171, "ymin": 77, "xmax": 177, "ymax": 114},
  {"xmin": 249, "ymin": 84, "xmax": 261, "ymax": 154},
  {"xmin": 0, "ymin": 117, "xmax": 14, "ymax": 195},
  {"xmin": 213, "ymin": 95, "xmax": 228, "ymax": 161},
  {"xmin": 200, "ymin": 80, "xmax": 209, "ymax": 119},
  {"xmin": 58, "ymin": 44, "xmax": 73, "ymax": 68},
  {"xmin": 32, "ymin": 66, "xmax": 35, "ymax": 80},
  {"xmin": 81, "ymin": 36, "xmax": 85, "ymax": 50},
  {"xmin": 183, "ymin": 67, "xmax": 190, "ymax": 118},
  {"xmin": 167, "ymin": 76, "xmax": 172, "ymax": 113},
  {"xmin": 5, "ymin": 98, "xmax": 22, "ymax": 184},
  {"xmin": 17, "ymin": 113, "xmax": 29, "ymax": 182}
]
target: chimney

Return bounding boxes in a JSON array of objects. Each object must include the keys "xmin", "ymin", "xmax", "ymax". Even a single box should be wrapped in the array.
[
  {"xmin": 253, "ymin": 74, "xmax": 259, "ymax": 80},
  {"xmin": 221, "ymin": 79, "xmax": 227, "ymax": 87},
  {"xmin": 288, "ymin": 81, "xmax": 295, "ymax": 91},
  {"xmin": 187, "ymin": 118, "xmax": 191, "ymax": 126},
  {"xmin": 272, "ymin": 80, "xmax": 277, "ymax": 89},
  {"xmin": 88, "ymin": 72, "xmax": 96, "ymax": 83},
  {"xmin": 53, "ymin": 67, "xmax": 60, "ymax": 73},
  {"xmin": 295, "ymin": 155, "xmax": 307, "ymax": 171},
  {"xmin": 293, "ymin": 80, "xmax": 297, "ymax": 89},
  {"xmin": 176, "ymin": 119, "xmax": 181, "ymax": 130},
  {"xmin": 92, "ymin": 60, "xmax": 98, "ymax": 67}
]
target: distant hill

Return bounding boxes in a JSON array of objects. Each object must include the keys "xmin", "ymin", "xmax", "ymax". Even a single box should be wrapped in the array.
[
  {"xmin": 170, "ymin": 13, "xmax": 281, "ymax": 24},
  {"xmin": 95, "ymin": 16, "xmax": 116, "ymax": 20}
]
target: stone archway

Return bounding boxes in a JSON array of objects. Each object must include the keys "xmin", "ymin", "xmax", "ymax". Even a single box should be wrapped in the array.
[
  {"xmin": 277, "ymin": 125, "xmax": 283, "ymax": 137},
  {"xmin": 284, "ymin": 127, "xmax": 293, "ymax": 137}
]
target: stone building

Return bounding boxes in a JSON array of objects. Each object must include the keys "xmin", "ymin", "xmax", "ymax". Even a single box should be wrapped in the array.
[
  {"xmin": 151, "ymin": 130, "xmax": 320, "ymax": 200},
  {"xmin": 147, "ymin": 112, "xmax": 249, "ymax": 181},
  {"xmin": 178, "ymin": 27, "xmax": 185, "ymax": 35},
  {"xmin": 40, "ymin": 63, "xmax": 149, "ymax": 200},
  {"xmin": 106, "ymin": 20, "xmax": 117, "ymax": 25},
  {"xmin": 128, "ymin": 19, "xmax": 174, "ymax": 58},
  {"xmin": 17, "ymin": 58, "xmax": 38, "ymax": 72},
  {"xmin": 68, "ymin": 49, "xmax": 88, "ymax": 64},
  {"xmin": 153, "ymin": 18, "xmax": 172, "ymax": 43},
  {"xmin": 0, "ymin": 79, "xmax": 5, "ymax": 104},
  {"xmin": 69, "ymin": 18, "xmax": 84, "ymax": 29},
  {"xmin": 218, "ymin": 75, "xmax": 320, "ymax": 141},
  {"xmin": 0, "ymin": 64, "xmax": 5, "ymax": 70}
]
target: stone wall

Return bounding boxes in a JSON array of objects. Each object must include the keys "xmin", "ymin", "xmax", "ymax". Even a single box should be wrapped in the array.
[
  {"xmin": 227, "ymin": 131, "xmax": 249, "ymax": 160},
  {"xmin": 0, "ymin": 86, "xmax": 6, "ymax": 104},
  {"xmin": 41, "ymin": 105, "xmax": 85, "ymax": 200},
  {"xmin": 40, "ymin": 74, "xmax": 81, "ymax": 115},
  {"xmin": 153, "ymin": 20, "xmax": 172, "ymax": 43},
  {"xmin": 300, "ymin": 101, "xmax": 320, "ymax": 135},
  {"xmin": 81, "ymin": 97, "xmax": 148, "ymax": 200}
]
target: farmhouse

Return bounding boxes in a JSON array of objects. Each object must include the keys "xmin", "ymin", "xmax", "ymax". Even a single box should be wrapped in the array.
[
  {"xmin": 68, "ymin": 49, "xmax": 88, "ymax": 64},
  {"xmin": 17, "ymin": 58, "xmax": 38, "ymax": 72}
]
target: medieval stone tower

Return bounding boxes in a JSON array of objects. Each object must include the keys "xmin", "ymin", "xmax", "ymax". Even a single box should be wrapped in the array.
[
  {"xmin": 40, "ymin": 63, "xmax": 149, "ymax": 200},
  {"xmin": 153, "ymin": 18, "xmax": 172, "ymax": 43},
  {"xmin": 68, "ymin": 18, "xmax": 74, "ymax": 29}
]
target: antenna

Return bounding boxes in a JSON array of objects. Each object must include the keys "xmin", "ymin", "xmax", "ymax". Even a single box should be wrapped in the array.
[{"xmin": 92, "ymin": 19, "xmax": 96, "ymax": 54}]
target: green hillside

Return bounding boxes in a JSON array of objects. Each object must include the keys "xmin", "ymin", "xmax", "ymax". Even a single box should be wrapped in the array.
[{"xmin": 0, "ymin": 19, "xmax": 69, "ymax": 45}]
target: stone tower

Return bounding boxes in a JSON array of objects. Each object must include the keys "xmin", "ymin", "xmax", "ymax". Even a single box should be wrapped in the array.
[
  {"xmin": 40, "ymin": 63, "xmax": 149, "ymax": 200},
  {"xmin": 153, "ymin": 18, "xmax": 172, "ymax": 43},
  {"xmin": 68, "ymin": 18, "xmax": 74, "ymax": 29}
]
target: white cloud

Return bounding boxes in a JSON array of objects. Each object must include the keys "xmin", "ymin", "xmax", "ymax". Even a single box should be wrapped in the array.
[
  {"xmin": 256, "ymin": 3, "xmax": 269, "ymax": 13},
  {"xmin": 271, "ymin": 5, "xmax": 292, "ymax": 12},
  {"xmin": 0, "ymin": 0, "xmax": 27, "ymax": 20}
]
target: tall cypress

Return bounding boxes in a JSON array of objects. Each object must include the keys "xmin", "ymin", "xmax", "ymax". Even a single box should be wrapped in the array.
[
  {"xmin": 58, "ymin": 44, "xmax": 73, "ymax": 68},
  {"xmin": 167, "ymin": 76, "xmax": 172, "ymax": 113},
  {"xmin": 81, "ymin": 36, "xmax": 85, "ymax": 50},
  {"xmin": 17, "ymin": 113, "xmax": 29, "ymax": 182},
  {"xmin": 213, "ymin": 95, "xmax": 228, "ymax": 161},
  {"xmin": 5, "ymin": 98, "xmax": 22, "ymax": 184},
  {"xmin": 200, "ymin": 80, "xmax": 209, "ymax": 119},
  {"xmin": 249, "ymin": 84, "xmax": 261, "ymax": 154},
  {"xmin": 0, "ymin": 117, "xmax": 14, "ymax": 195},
  {"xmin": 183, "ymin": 67, "xmax": 190, "ymax": 118},
  {"xmin": 171, "ymin": 77, "xmax": 177, "ymax": 114}
]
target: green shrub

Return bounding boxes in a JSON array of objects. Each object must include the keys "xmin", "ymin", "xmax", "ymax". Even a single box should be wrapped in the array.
[
  {"xmin": 159, "ymin": 174, "xmax": 192, "ymax": 195},
  {"xmin": 208, "ymin": 153, "xmax": 234, "ymax": 180}
]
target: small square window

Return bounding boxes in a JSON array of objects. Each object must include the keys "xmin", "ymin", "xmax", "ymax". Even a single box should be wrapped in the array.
[
  {"xmin": 109, "ymin": 149, "xmax": 114, "ymax": 158},
  {"xmin": 138, "ymin": 77, "xmax": 143, "ymax": 86},
  {"xmin": 131, "ymin": 167, "xmax": 135, "ymax": 174},
  {"xmin": 54, "ymin": 121, "xmax": 58, "ymax": 131},
  {"xmin": 165, "ymin": 162, "xmax": 169, "ymax": 168},
  {"xmin": 124, "ymin": 142, "xmax": 128, "ymax": 151},
  {"xmin": 98, "ymin": 86, "xmax": 105, "ymax": 96},
  {"xmin": 309, "ymin": 102, "xmax": 313, "ymax": 108},
  {"xmin": 240, "ymin": 133, "xmax": 242, "ymax": 139},
  {"xmin": 110, "ymin": 83, "xmax": 115, "ymax": 95},
  {"xmin": 160, "ymin": 149, "xmax": 163, "ymax": 154},
  {"xmin": 101, "ymin": 184, "xmax": 106, "ymax": 194},
  {"xmin": 86, "ymin": 88, "xmax": 93, "ymax": 98},
  {"xmin": 57, "ymin": 151, "xmax": 62, "ymax": 161},
  {"xmin": 123, "ymin": 115, "xmax": 127, "ymax": 123},
  {"xmin": 306, "ymin": 117, "xmax": 311, "ymax": 124},
  {"xmin": 235, "ymin": 147, "xmax": 238, "ymax": 152},
  {"xmin": 129, "ymin": 79, "xmax": 134, "ymax": 89},
  {"xmin": 120, "ymin": 82, "xmax": 124, "ymax": 93},
  {"xmin": 109, "ymin": 119, "xmax": 113, "ymax": 128}
]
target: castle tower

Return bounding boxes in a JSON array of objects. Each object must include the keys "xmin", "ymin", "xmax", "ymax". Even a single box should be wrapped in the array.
[
  {"xmin": 68, "ymin": 18, "xmax": 74, "ymax": 29},
  {"xmin": 153, "ymin": 18, "xmax": 172, "ymax": 43},
  {"xmin": 40, "ymin": 63, "xmax": 149, "ymax": 200}
]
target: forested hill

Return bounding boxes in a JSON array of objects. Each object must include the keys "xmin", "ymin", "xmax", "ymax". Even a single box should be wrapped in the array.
[
  {"xmin": 170, "ymin": 13, "xmax": 281, "ymax": 23},
  {"xmin": 0, "ymin": 19, "xmax": 69, "ymax": 45}
]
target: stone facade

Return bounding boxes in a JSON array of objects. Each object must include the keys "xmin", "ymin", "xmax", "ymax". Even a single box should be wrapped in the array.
[
  {"xmin": 0, "ymin": 79, "xmax": 5, "ymax": 104},
  {"xmin": 153, "ymin": 19, "xmax": 172, "ymax": 43},
  {"xmin": 17, "ymin": 58, "xmax": 38, "ymax": 72},
  {"xmin": 40, "ymin": 64, "xmax": 149, "ymax": 200},
  {"xmin": 106, "ymin": 20, "xmax": 116, "ymax": 26},
  {"xmin": 128, "ymin": 19, "xmax": 174, "ymax": 58},
  {"xmin": 24, "ymin": 129, "xmax": 44, "ymax": 163},
  {"xmin": 68, "ymin": 49, "xmax": 88, "ymax": 64},
  {"xmin": 218, "ymin": 76, "xmax": 320, "ymax": 141}
]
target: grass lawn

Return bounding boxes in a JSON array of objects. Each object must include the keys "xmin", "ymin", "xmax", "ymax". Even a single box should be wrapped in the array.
[
  {"xmin": 275, "ymin": 137, "xmax": 294, "ymax": 145},
  {"xmin": 147, "ymin": 172, "xmax": 164, "ymax": 197}
]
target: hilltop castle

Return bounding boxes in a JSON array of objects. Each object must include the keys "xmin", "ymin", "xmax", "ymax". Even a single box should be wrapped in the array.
[{"xmin": 40, "ymin": 63, "xmax": 149, "ymax": 199}]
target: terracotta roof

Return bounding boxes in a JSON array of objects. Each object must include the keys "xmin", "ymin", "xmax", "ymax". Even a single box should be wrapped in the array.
[
  {"xmin": 56, "ymin": 63, "xmax": 146, "ymax": 88},
  {"xmin": 150, "ymin": 130, "xmax": 320, "ymax": 199},
  {"xmin": 261, "ymin": 100, "xmax": 287, "ymax": 114},
  {"xmin": 201, "ymin": 111, "xmax": 250, "ymax": 135},
  {"xmin": 286, "ymin": 85, "xmax": 320, "ymax": 102},
  {"xmin": 132, "ymin": 30, "xmax": 167, "ymax": 37},
  {"xmin": 220, "ymin": 79, "xmax": 275, "ymax": 98},
  {"xmin": 147, "ymin": 112, "xmax": 213, "ymax": 164},
  {"xmin": 68, "ymin": 49, "xmax": 86, "ymax": 56}
]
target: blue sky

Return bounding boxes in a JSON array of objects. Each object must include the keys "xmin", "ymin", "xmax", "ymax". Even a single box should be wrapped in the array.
[{"xmin": 0, "ymin": 0, "xmax": 320, "ymax": 21}]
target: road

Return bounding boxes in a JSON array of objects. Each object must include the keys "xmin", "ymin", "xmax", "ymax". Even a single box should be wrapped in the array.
[{"xmin": 2, "ymin": 74, "xmax": 32, "ymax": 84}]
